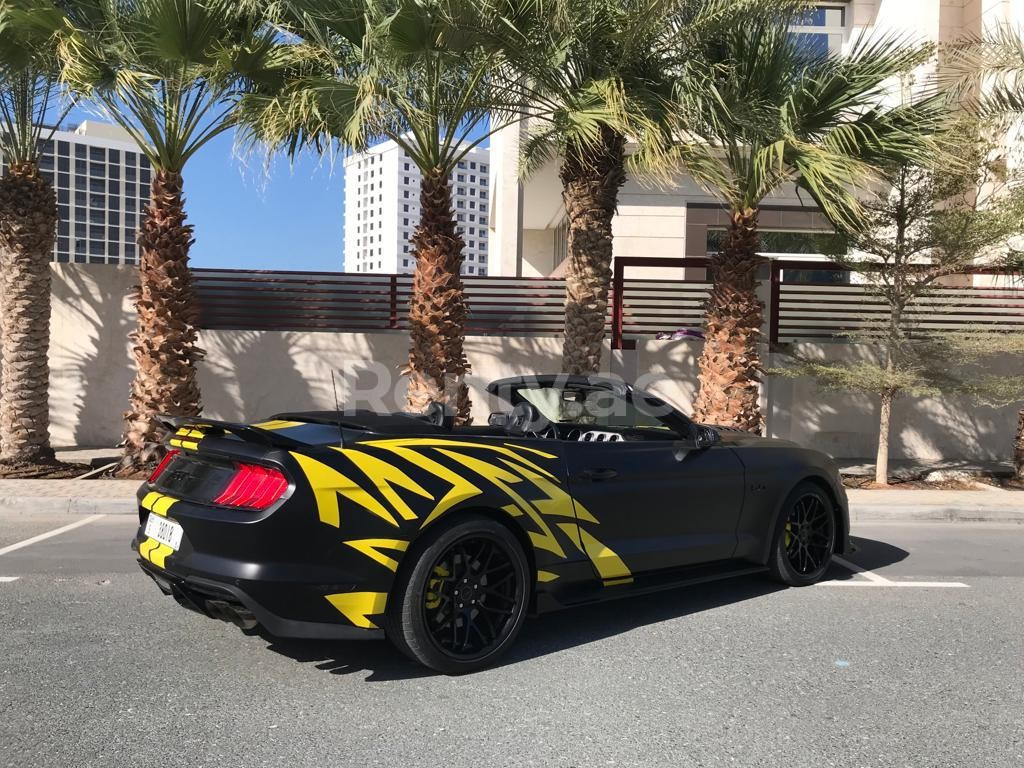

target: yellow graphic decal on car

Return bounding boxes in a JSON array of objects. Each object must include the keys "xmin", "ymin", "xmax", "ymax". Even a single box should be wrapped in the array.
[
  {"xmin": 343, "ymin": 539, "xmax": 409, "ymax": 572},
  {"xmin": 290, "ymin": 452, "xmax": 399, "ymax": 528},
  {"xmin": 251, "ymin": 419, "xmax": 304, "ymax": 431},
  {"xmin": 324, "ymin": 591, "xmax": 388, "ymax": 629},
  {"xmin": 335, "ymin": 448, "xmax": 434, "ymax": 521},
  {"xmin": 289, "ymin": 438, "xmax": 632, "ymax": 588},
  {"xmin": 169, "ymin": 427, "xmax": 203, "ymax": 451}
]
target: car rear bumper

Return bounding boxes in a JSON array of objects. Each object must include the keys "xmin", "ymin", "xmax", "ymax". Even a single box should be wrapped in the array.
[
  {"xmin": 136, "ymin": 557, "xmax": 383, "ymax": 640},
  {"xmin": 134, "ymin": 524, "xmax": 385, "ymax": 643}
]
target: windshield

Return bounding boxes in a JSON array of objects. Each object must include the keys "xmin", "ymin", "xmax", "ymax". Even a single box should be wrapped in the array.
[{"xmin": 515, "ymin": 386, "xmax": 672, "ymax": 431}]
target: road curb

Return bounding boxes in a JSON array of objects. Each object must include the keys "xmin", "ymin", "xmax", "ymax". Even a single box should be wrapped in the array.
[
  {"xmin": 850, "ymin": 505, "xmax": 1024, "ymax": 524},
  {"xmin": 0, "ymin": 497, "xmax": 138, "ymax": 516}
]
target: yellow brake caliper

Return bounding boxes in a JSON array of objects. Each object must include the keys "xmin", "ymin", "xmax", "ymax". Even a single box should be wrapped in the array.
[{"xmin": 425, "ymin": 563, "xmax": 450, "ymax": 610}]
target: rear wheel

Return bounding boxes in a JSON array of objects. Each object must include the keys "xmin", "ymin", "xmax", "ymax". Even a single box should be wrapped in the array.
[
  {"xmin": 768, "ymin": 482, "xmax": 836, "ymax": 586},
  {"xmin": 385, "ymin": 515, "xmax": 530, "ymax": 674}
]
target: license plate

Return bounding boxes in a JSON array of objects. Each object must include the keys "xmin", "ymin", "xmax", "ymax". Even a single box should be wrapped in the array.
[{"xmin": 144, "ymin": 514, "xmax": 183, "ymax": 551}]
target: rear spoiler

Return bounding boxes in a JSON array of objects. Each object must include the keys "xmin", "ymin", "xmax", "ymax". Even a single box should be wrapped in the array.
[{"xmin": 156, "ymin": 414, "xmax": 308, "ymax": 450}]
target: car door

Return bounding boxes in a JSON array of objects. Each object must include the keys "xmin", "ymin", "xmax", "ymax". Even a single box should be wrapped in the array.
[{"xmin": 562, "ymin": 437, "xmax": 745, "ymax": 575}]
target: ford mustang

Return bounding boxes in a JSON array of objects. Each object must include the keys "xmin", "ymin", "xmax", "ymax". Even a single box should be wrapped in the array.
[{"xmin": 133, "ymin": 374, "xmax": 850, "ymax": 674}]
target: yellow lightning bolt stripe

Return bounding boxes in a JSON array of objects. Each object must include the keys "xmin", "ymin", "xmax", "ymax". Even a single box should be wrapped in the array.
[
  {"xmin": 436, "ymin": 449, "xmax": 566, "ymax": 558},
  {"xmin": 364, "ymin": 444, "xmax": 485, "ymax": 528},
  {"xmin": 343, "ymin": 539, "xmax": 409, "ymax": 571},
  {"xmin": 502, "ymin": 443, "xmax": 558, "ymax": 459},
  {"xmin": 362, "ymin": 438, "xmax": 560, "ymax": 482},
  {"xmin": 289, "ymin": 452, "xmax": 398, "ymax": 528},
  {"xmin": 141, "ymin": 491, "xmax": 178, "ymax": 517},
  {"xmin": 251, "ymin": 419, "xmax": 304, "ymax": 431},
  {"xmin": 558, "ymin": 523, "xmax": 632, "ymax": 582},
  {"xmin": 497, "ymin": 457, "xmax": 586, "ymax": 521},
  {"xmin": 324, "ymin": 592, "xmax": 388, "ymax": 629},
  {"xmin": 537, "ymin": 570, "xmax": 560, "ymax": 583},
  {"xmin": 168, "ymin": 438, "xmax": 199, "ymax": 451},
  {"xmin": 332, "ymin": 447, "xmax": 434, "ymax": 521}
]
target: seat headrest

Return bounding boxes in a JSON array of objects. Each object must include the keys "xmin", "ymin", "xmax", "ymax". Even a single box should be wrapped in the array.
[
  {"xmin": 506, "ymin": 401, "xmax": 545, "ymax": 436},
  {"xmin": 424, "ymin": 401, "xmax": 454, "ymax": 430}
]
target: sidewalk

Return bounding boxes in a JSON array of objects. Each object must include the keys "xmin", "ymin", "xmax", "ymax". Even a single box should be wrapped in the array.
[
  {"xmin": 847, "ymin": 488, "xmax": 1023, "ymax": 524},
  {"xmin": 0, "ymin": 480, "xmax": 1019, "ymax": 522}
]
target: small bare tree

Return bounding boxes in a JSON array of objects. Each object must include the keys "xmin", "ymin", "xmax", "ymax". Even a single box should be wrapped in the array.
[{"xmin": 773, "ymin": 120, "xmax": 1024, "ymax": 484}]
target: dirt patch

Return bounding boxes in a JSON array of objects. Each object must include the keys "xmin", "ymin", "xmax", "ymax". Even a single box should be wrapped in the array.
[
  {"xmin": 974, "ymin": 476, "xmax": 1024, "ymax": 491},
  {"xmin": 842, "ymin": 475, "xmax": 1000, "ymax": 490},
  {"xmin": 0, "ymin": 459, "xmax": 92, "ymax": 479},
  {"xmin": 843, "ymin": 475, "xmax": 1024, "ymax": 491}
]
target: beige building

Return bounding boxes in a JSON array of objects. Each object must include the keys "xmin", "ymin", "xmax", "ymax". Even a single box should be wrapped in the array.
[{"xmin": 487, "ymin": 0, "xmax": 1024, "ymax": 278}]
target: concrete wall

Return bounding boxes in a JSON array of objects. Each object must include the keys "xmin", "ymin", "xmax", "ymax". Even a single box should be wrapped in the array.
[{"xmin": 31, "ymin": 265, "xmax": 1023, "ymax": 464}]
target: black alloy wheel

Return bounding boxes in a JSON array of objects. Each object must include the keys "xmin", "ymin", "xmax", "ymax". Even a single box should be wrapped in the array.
[
  {"xmin": 769, "ymin": 481, "xmax": 836, "ymax": 586},
  {"xmin": 784, "ymin": 492, "xmax": 835, "ymax": 576},
  {"xmin": 422, "ymin": 535, "xmax": 520, "ymax": 659},
  {"xmin": 386, "ymin": 516, "xmax": 529, "ymax": 674}
]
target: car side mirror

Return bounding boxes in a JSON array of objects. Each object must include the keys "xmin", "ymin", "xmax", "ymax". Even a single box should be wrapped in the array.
[
  {"xmin": 695, "ymin": 426, "xmax": 721, "ymax": 449},
  {"xmin": 673, "ymin": 426, "xmax": 720, "ymax": 461}
]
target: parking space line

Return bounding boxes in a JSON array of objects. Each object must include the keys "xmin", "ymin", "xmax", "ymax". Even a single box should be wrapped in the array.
[
  {"xmin": 0, "ymin": 576, "xmax": 19, "ymax": 582},
  {"xmin": 833, "ymin": 556, "xmax": 891, "ymax": 583},
  {"xmin": 0, "ymin": 514, "xmax": 105, "ymax": 557},
  {"xmin": 817, "ymin": 555, "xmax": 969, "ymax": 588}
]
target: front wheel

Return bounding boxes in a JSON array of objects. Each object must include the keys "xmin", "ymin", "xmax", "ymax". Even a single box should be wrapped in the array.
[
  {"xmin": 385, "ymin": 515, "xmax": 530, "ymax": 674},
  {"xmin": 768, "ymin": 481, "xmax": 836, "ymax": 586}
]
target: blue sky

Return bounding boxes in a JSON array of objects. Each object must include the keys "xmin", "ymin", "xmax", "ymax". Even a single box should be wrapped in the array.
[
  {"xmin": 181, "ymin": 130, "xmax": 347, "ymax": 272},
  {"xmin": 68, "ymin": 107, "xmax": 492, "ymax": 273}
]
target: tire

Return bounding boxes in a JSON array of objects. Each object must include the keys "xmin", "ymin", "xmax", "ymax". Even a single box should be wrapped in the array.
[
  {"xmin": 768, "ymin": 481, "xmax": 837, "ymax": 587},
  {"xmin": 385, "ymin": 515, "xmax": 530, "ymax": 674}
]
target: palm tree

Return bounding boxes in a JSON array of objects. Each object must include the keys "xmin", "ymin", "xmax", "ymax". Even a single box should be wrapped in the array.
[
  {"xmin": 681, "ymin": 18, "xmax": 940, "ymax": 433},
  {"xmin": 0, "ymin": 0, "xmax": 75, "ymax": 470},
  {"xmin": 513, "ymin": 0, "xmax": 772, "ymax": 375},
  {"xmin": 952, "ymin": 24, "xmax": 1024, "ymax": 115},
  {"xmin": 57, "ymin": 0, "xmax": 277, "ymax": 473},
  {"xmin": 237, "ymin": 0, "xmax": 532, "ymax": 423}
]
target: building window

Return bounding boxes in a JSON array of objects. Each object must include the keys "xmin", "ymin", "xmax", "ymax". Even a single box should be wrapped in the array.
[
  {"xmin": 789, "ymin": 4, "xmax": 846, "ymax": 57},
  {"xmin": 480, "ymin": 164, "xmax": 488, "ymax": 173}
]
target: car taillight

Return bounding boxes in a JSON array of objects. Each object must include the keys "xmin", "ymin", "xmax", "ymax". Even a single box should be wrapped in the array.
[
  {"xmin": 148, "ymin": 449, "xmax": 180, "ymax": 484},
  {"xmin": 212, "ymin": 463, "xmax": 288, "ymax": 510}
]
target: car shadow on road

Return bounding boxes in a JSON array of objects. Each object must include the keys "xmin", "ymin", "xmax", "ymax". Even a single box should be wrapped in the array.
[
  {"xmin": 262, "ymin": 536, "xmax": 909, "ymax": 681},
  {"xmin": 823, "ymin": 536, "xmax": 910, "ymax": 581}
]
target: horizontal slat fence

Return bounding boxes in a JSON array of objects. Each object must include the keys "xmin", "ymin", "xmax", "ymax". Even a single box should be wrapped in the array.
[
  {"xmin": 772, "ymin": 262, "xmax": 1024, "ymax": 342},
  {"xmin": 193, "ymin": 267, "xmax": 712, "ymax": 337},
  {"xmin": 193, "ymin": 261, "xmax": 1024, "ymax": 345}
]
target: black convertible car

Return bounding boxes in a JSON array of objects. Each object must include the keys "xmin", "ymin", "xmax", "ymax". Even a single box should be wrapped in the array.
[{"xmin": 133, "ymin": 374, "xmax": 849, "ymax": 673}]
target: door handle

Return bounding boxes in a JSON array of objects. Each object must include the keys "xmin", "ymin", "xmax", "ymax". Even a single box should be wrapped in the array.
[{"xmin": 581, "ymin": 468, "xmax": 618, "ymax": 482}]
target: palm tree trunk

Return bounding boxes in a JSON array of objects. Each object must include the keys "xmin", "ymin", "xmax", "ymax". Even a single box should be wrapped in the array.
[
  {"xmin": 0, "ymin": 161, "xmax": 58, "ymax": 465},
  {"xmin": 405, "ymin": 166, "xmax": 471, "ymax": 423},
  {"xmin": 117, "ymin": 169, "xmax": 203, "ymax": 475},
  {"xmin": 560, "ymin": 126, "xmax": 627, "ymax": 375},
  {"xmin": 1014, "ymin": 408, "xmax": 1024, "ymax": 482},
  {"xmin": 692, "ymin": 208, "xmax": 764, "ymax": 432}
]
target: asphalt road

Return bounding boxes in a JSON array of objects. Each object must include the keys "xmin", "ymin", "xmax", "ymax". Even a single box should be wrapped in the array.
[{"xmin": 1, "ymin": 512, "xmax": 1022, "ymax": 768}]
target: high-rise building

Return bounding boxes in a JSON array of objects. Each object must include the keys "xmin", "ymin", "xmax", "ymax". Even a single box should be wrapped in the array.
[
  {"xmin": 343, "ymin": 140, "xmax": 490, "ymax": 275},
  {"xmin": 1, "ymin": 120, "xmax": 151, "ymax": 265}
]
